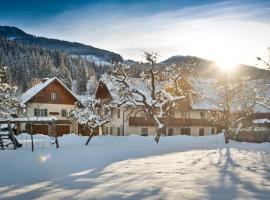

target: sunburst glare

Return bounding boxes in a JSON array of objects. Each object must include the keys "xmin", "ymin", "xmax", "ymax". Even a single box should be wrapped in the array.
[{"xmin": 39, "ymin": 154, "xmax": 51, "ymax": 164}]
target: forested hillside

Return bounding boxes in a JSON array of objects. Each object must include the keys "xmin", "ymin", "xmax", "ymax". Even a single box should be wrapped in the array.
[
  {"xmin": 0, "ymin": 26, "xmax": 123, "ymax": 63},
  {"xmin": 0, "ymin": 37, "xmax": 98, "ymax": 94}
]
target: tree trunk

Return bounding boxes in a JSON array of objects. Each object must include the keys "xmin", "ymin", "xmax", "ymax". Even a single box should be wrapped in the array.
[
  {"xmin": 85, "ymin": 131, "xmax": 94, "ymax": 146},
  {"xmin": 224, "ymin": 129, "xmax": 229, "ymax": 144},
  {"xmin": 154, "ymin": 128, "xmax": 162, "ymax": 143},
  {"xmin": 52, "ymin": 121, "xmax": 59, "ymax": 149},
  {"xmin": 8, "ymin": 121, "xmax": 16, "ymax": 150},
  {"xmin": 224, "ymin": 109, "xmax": 230, "ymax": 144}
]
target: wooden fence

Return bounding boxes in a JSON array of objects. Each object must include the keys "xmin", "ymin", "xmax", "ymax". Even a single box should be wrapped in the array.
[{"xmin": 231, "ymin": 130, "xmax": 270, "ymax": 143}]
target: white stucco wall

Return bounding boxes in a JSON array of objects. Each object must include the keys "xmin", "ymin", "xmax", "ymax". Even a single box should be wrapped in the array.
[
  {"xmin": 19, "ymin": 103, "xmax": 78, "ymax": 134},
  {"xmin": 24, "ymin": 103, "xmax": 76, "ymax": 120},
  {"xmin": 104, "ymin": 107, "xmax": 218, "ymax": 136}
]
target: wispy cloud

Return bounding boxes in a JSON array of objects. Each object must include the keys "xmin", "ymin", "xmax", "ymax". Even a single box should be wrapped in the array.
[{"xmin": 2, "ymin": 0, "xmax": 270, "ymax": 65}]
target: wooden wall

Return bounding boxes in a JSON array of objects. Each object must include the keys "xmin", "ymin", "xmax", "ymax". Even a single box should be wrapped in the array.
[{"xmin": 28, "ymin": 80, "xmax": 77, "ymax": 105}]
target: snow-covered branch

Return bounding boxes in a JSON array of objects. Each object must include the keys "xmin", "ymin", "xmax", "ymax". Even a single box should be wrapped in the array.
[
  {"xmin": 103, "ymin": 51, "xmax": 194, "ymax": 143},
  {"xmin": 71, "ymin": 97, "xmax": 116, "ymax": 145}
]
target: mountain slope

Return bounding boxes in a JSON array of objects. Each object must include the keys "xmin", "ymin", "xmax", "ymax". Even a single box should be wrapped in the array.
[
  {"xmin": 0, "ymin": 26, "xmax": 123, "ymax": 63},
  {"xmin": 161, "ymin": 55, "xmax": 270, "ymax": 78}
]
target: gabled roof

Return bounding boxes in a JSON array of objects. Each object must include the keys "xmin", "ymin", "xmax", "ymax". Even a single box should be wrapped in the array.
[
  {"xmin": 20, "ymin": 77, "xmax": 80, "ymax": 105},
  {"xmin": 98, "ymin": 75, "xmax": 270, "ymax": 113},
  {"xmin": 98, "ymin": 74, "xmax": 163, "ymax": 106}
]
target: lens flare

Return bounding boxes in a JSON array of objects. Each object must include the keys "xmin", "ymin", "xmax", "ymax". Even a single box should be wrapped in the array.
[{"xmin": 39, "ymin": 154, "xmax": 51, "ymax": 163}]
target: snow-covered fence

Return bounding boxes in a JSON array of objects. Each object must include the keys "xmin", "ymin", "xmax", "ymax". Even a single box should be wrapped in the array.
[
  {"xmin": 17, "ymin": 133, "xmax": 55, "ymax": 150},
  {"xmin": 0, "ymin": 117, "xmax": 59, "ymax": 151}
]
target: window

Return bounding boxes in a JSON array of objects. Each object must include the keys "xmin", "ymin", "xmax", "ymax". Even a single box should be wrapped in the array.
[
  {"xmin": 170, "ymin": 111, "xmax": 175, "ymax": 118},
  {"xmin": 199, "ymin": 128, "xmax": 204, "ymax": 136},
  {"xmin": 110, "ymin": 127, "xmax": 113, "ymax": 135},
  {"xmin": 61, "ymin": 109, "xmax": 67, "ymax": 117},
  {"xmin": 141, "ymin": 128, "xmax": 148, "ymax": 136},
  {"xmin": 106, "ymin": 127, "xmax": 108, "ymax": 135},
  {"xmin": 117, "ymin": 109, "xmax": 121, "ymax": 118},
  {"xmin": 34, "ymin": 108, "xmax": 48, "ymax": 117},
  {"xmin": 161, "ymin": 127, "xmax": 167, "ymax": 136},
  {"xmin": 181, "ymin": 111, "xmax": 187, "ymax": 118},
  {"xmin": 117, "ymin": 127, "xmax": 121, "ymax": 136},
  {"xmin": 181, "ymin": 128, "xmax": 191, "ymax": 135},
  {"xmin": 168, "ymin": 128, "xmax": 174, "ymax": 136},
  {"xmin": 200, "ymin": 112, "xmax": 206, "ymax": 119},
  {"xmin": 187, "ymin": 128, "xmax": 191, "ymax": 135},
  {"xmin": 211, "ymin": 128, "xmax": 215, "ymax": 134},
  {"xmin": 51, "ymin": 93, "xmax": 57, "ymax": 100}
]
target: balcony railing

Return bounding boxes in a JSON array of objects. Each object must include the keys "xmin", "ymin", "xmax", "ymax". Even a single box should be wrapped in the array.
[{"xmin": 129, "ymin": 117, "xmax": 214, "ymax": 126}]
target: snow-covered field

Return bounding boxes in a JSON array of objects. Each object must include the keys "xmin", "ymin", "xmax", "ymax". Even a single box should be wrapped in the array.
[{"xmin": 0, "ymin": 134, "xmax": 270, "ymax": 200}]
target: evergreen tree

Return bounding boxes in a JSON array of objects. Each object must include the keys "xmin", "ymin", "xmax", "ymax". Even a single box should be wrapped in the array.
[
  {"xmin": 76, "ymin": 65, "xmax": 87, "ymax": 95},
  {"xmin": 0, "ymin": 63, "xmax": 18, "ymax": 118}
]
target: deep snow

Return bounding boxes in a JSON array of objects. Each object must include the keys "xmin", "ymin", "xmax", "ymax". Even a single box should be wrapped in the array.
[{"xmin": 0, "ymin": 134, "xmax": 269, "ymax": 200}]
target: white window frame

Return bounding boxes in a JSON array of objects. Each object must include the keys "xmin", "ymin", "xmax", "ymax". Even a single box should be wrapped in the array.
[
  {"xmin": 51, "ymin": 92, "xmax": 57, "ymax": 100},
  {"xmin": 141, "ymin": 128, "xmax": 148, "ymax": 136},
  {"xmin": 34, "ymin": 108, "xmax": 48, "ymax": 117},
  {"xmin": 61, "ymin": 109, "xmax": 67, "ymax": 117}
]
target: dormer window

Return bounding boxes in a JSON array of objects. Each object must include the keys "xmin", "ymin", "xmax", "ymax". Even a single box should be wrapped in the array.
[{"xmin": 51, "ymin": 93, "xmax": 57, "ymax": 100}]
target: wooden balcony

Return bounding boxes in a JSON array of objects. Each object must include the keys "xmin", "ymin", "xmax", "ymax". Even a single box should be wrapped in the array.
[{"xmin": 129, "ymin": 117, "xmax": 215, "ymax": 126}]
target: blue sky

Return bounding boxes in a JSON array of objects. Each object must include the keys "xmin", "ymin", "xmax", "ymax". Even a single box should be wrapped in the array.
[{"xmin": 1, "ymin": 0, "xmax": 270, "ymax": 66}]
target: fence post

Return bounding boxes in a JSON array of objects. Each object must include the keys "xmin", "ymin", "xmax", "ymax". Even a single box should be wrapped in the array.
[
  {"xmin": 30, "ymin": 122, "xmax": 34, "ymax": 152},
  {"xmin": 8, "ymin": 121, "xmax": 17, "ymax": 150},
  {"xmin": 0, "ymin": 135, "xmax": 4, "ymax": 149},
  {"xmin": 52, "ymin": 120, "xmax": 59, "ymax": 149}
]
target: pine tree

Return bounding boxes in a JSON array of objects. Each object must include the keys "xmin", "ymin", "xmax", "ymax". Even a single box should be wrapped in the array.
[
  {"xmin": 0, "ymin": 63, "xmax": 18, "ymax": 118},
  {"xmin": 76, "ymin": 65, "xmax": 87, "ymax": 95}
]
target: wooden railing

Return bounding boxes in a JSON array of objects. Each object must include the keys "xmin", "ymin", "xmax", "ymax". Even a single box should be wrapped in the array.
[{"xmin": 129, "ymin": 117, "xmax": 214, "ymax": 126}]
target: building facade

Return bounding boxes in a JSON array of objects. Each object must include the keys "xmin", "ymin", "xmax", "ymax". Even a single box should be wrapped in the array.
[
  {"xmin": 18, "ymin": 78, "xmax": 84, "ymax": 136},
  {"xmin": 95, "ymin": 80, "xmax": 220, "ymax": 137}
]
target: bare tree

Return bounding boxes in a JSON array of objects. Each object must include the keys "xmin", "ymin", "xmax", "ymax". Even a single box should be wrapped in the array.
[
  {"xmin": 72, "ymin": 98, "xmax": 114, "ymax": 145},
  {"xmin": 104, "ymin": 51, "xmax": 194, "ymax": 143},
  {"xmin": 215, "ymin": 72, "xmax": 256, "ymax": 143},
  {"xmin": 256, "ymin": 47, "xmax": 270, "ymax": 69},
  {"xmin": 256, "ymin": 48, "xmax": 270, "ymax": 111}
]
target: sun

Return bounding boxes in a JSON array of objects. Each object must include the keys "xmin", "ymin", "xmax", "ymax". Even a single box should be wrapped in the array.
[{"xmin": 215, "ymin": 59, "xmax": 238, "ymax": 71}]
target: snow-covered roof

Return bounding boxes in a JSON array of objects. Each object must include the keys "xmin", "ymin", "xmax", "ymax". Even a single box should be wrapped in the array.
[
  {"xmin": 100, "ymin": 74, "xmax": 170, "ymax": 106},
  {"xmin": 191, "ymin": 78, "xmax": 222, "ymax": 110},
  {"xmin": 99, "ymin": 75, "xmax": 270, "ymax": 113},
  {"xmin": 192, "ymin": 78, "xmax": 270, "ymax": 113},
  {"xmin": 0, "ymin": 116, "xmax": 57, "ymax": 122},
  {"xmin": 0, "ymin": 124, "xmax": 15, "ymax": 129},
  {"xmin": 252, "ymin": 118, "xmax": 270, "ymax": 124},
  {"xmin": 20, "ymin": 77, "xmax": 80, "ymax": 105}
]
